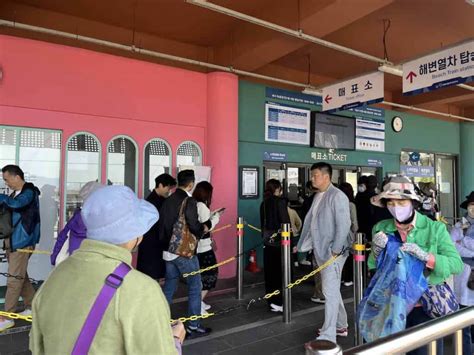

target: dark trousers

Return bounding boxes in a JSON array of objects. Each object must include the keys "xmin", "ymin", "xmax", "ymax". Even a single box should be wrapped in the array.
[
  {"xmin": 460, "ymin": 305, "xmax": 473, "ymax": 355},
  {"xmin": 341, "ymin": 254, "xmax": 353, "ymax": 283},
  {"xmin": 406, "ymin": 307, "xmax": 443, "ymax": 355},
  {"xmin": 264, "ymin": 245, "xmax": 282, "ymax": 307}
]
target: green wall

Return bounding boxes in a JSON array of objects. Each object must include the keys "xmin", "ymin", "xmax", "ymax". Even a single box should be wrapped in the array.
[
  {"xmin": 460, "ymin": 121, "xmax": 474, "ymax": 201},
  {"xmin": 238, "ymin": 80, "xmax": 464, "ymax": 261}
]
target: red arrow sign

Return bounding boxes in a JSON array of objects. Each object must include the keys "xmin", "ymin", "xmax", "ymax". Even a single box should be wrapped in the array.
[
  {"xmin": 325, "ymin": 94, "xmax": 332, "ymax": 104},
  {"xmin": 405, "ymin": 71, "xmax": 417, "ymax": 83}
]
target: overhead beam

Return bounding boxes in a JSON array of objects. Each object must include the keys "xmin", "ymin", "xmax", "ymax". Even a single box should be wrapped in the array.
[{"xmin": 206, "ymin": 0, "xmax": 395, "ymax": 71}]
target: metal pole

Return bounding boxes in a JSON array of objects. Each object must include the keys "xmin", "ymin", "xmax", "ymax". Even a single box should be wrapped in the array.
[
  {"xmin": 427, "ymin": 340, "xmax": 437, "ymax": 355},
  {"xmin": 453, "ymin": 329, "xmax": 463, "ymax": 355},
  {"xmin": 236, "ymin": 217, "xmax": 244, "ymax": 300},
  {"xmin": 281, "ymin": 223, "xmax": 292, "ymax": 323},
  {"xmin": 353, "ymin": 232, "xmax": 366, "ymax": 346}
]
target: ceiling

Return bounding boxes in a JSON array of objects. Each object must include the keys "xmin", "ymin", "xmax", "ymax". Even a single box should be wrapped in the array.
[{"xmin": 1, "ymin": 0, "xmax": 473, "ymax": 119}]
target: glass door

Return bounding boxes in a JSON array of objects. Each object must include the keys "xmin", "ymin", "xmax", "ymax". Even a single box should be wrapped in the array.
[{"xmin": 435, "ymin": 154, "xmax": 458, "ymax": 221}]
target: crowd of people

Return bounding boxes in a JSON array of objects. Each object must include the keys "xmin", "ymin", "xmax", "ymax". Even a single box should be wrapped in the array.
[
  {"xmin": 0, "ymin": 165, "xmax": 224, "ymax": 354},
  {"xmin": 0, "ymin": 162, "xmax": 473, "ymax": 354}
]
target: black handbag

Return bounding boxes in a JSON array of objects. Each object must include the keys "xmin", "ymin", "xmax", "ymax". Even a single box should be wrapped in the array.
[{"xmin": 0, "ymin": 205, "xmax": 20, "ymax": 240}]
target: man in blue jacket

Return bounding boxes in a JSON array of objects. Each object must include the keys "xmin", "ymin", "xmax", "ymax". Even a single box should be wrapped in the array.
[{"xmin": 0, "ymin": 165, "xmax": 41, "ymax": 332}]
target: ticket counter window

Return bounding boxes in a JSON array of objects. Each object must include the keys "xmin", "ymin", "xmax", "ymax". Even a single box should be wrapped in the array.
[
  {"xmin": 107, "ymin": 136, "xmax": 137, "ymax": 192},
  {"xmin": 177, "ymin": 141, "xmax": 202, "ymax": 168},
  {"xmin": 144, "ymin": 139, "xmax": 171, "ymax": 196},
  {"xmin": 65, "ymin": 133, "xmax": 101, "ymax": 221}
]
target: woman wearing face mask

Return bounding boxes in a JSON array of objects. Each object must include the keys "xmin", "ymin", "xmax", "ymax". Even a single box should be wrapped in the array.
[
  {"xmin": 368, "ymin": 175, "xmax": 462, "ymax": 355},
  {"xmin": 450, "ymin": 191, "xmax": 474, "ymax": 355},
  {"xmin": 260, "ymin": 179, "xmax": 290, "ymax": 313}
]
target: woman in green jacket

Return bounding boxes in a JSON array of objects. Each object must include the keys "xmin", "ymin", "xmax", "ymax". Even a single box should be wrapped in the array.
[{"xmin": 368, "ymin": 175, "xmax": 462, "ymax": 355}]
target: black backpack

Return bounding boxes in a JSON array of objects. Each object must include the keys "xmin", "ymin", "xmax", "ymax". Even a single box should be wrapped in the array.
[{"xmin": 0, "ymin": 205, "xmax": 19, "ymax": 239}]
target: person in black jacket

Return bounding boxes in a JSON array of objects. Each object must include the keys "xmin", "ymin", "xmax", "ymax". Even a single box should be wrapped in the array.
[
  {"xmin": 136, "ymin": 173, "xmax": 176, "ymax": 280},
  {"xmin": 260, "ymin": 179, "xmax": 290, "ymax": 313},
  {"xmin": 159, "ymin": 170, "xmax": 212, "ymax": 339},
  {"xmin": 355, "ymin": 175, "xmax": 378, "ymax": 242}
]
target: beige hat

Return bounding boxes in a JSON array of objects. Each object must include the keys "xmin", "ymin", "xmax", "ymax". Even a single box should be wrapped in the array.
[{"xmin": 371, "ymin": 175, "xmax": 420, "ymax": 207}]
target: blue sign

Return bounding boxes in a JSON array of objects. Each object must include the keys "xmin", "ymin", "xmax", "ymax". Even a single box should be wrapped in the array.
[
  {"xmin": 263, "ymin": 151, "xmax": 287, "ymax": 162},
  {"xmin": 367, "ymin": 159, "xmax": 383, "ymax": 167},
  {"xmin": 400, "ymin": 165, "xmax": 435, "ymax": 178},
  {"xmin": 266, "ymin": 87, "xmax": 322, "ymax": 106},
  {"xmin": 348, "ymin": 105, "xmax": 385, "ymax": 118},
  {"xmin": 409, "ymin": 152, "xmax": 421, "ymax": 163}
]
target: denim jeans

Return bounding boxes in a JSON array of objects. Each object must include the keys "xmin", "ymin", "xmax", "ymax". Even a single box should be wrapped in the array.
[{"xmin": 163, "ymin": 256, "xmax": 202, "ymax": 328}]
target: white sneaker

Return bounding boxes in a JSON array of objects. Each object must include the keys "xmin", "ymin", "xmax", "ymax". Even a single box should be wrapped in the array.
[
  {"xmin": 201, "ymin": 307, "xmax": 209, "ymax": 315},
  {"xmin": 299, "ymin": 260, "xmax": 311, "ymax": 266},
  {"xmin": 343, "ymin": 281, "xmax": 353, "ymax": 287},
  {"xmin": 201, "ymin": 301, "xmax": 211, "ymax": 311},
  {"xmin": 270, "ymin": 303, "xmax": 283, "ymax": 312},
  {"xmin": 18, "ymin": 308, "xmax": 32, "ymax": 317},
  {"xmin": 310, "ymin": 296, "xmax": 326, "ymax": 304},
  {"xmin": 0, "ymin": 319, "xmax": 14, "ymax": 332}
]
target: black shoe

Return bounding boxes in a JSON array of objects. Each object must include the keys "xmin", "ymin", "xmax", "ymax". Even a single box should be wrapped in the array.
[{"xmin": 185, "ymin": 325, "xmax": 212, "ymax": 339}]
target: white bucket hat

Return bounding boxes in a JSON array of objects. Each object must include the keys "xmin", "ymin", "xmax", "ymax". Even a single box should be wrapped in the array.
[
  {"xmin": 81, "ymin": 185, "xmax": 158, "ymax": 244},
  {"xmin": 371, "ymin": 175, "xmax": 420, "ymax": 208}
]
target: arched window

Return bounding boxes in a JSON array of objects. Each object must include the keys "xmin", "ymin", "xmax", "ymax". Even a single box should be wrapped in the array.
[
  {"xmin": 106, "ymin": 136, "xmax": 138, "ymax": 192},
  {"xmin": 144, "ymin": 139, "xmax": 172, "ymax": 195},
  {"xmin": 176, "ymin": 141, "xmax": 202, "ymax": 168},
  {"xmin": 65, "ymin": 133, "xmax": 101, "ymax": 220}
]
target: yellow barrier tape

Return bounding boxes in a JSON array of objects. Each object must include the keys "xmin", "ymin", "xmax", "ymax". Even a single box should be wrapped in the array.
[
  {"xmin": 246, "ymin": 223, "xmax": 262, "ymax": 233},
  {"xmin": 0, "ymin": 311, "xmax": 32, "ymax": 322},
  {"xmin": 353, "ymin": 244, "xmax": 366, "ymax": 251},
  {"xmin": 182, "ymin": 256, "xmax": 236, "ymax": 278},
  {"xmin": 281, "ymin": 231, "xmax": 290, "ymax": 238},
  {"xmin": 236, "ymin": 224, "xmax": 244, "ymax": 229},
  {"xmin": 17, "ymin": 249, "xmax": 51, "ymax": 255},
  {"xmin": 211, "ymin": 224, "xmax": 233, "ymax": 234}
]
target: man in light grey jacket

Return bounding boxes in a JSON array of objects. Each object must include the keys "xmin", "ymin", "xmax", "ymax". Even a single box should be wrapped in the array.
[{"xmin": 298, "ymin": 162, "xmax": 351, "ymax": 344}]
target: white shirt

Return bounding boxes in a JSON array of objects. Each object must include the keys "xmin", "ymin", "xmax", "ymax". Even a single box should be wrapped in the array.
[
  {"xmin": 163, "ymin": 189, "xmax": 193, "ymax": 261},
  {"xmin": 196, "ymin": 202, "xmax": 220, "ymax": 254}
]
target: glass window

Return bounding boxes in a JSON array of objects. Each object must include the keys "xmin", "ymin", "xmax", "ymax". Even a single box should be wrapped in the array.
[
  {"xmin": 20, "ymin": 128, "xmax": 62, "ymax": 281},
  {"xmin": 0, "ymin": 127, "xmax": 17, "ymax": 195},
  {"xmin": 144, "ymin": 139, "xmax": 171, "ymax": 196},
  {"xmin": 176, "ymin": 141, "xmax": 202, "ymax": 168},
  {"xmin": 107, "ymin": 136, "xmax": 137, "ymax": 192},
  {"xmin": 65, "ymin": 133, "xmax": 101, "ymax": 221}
]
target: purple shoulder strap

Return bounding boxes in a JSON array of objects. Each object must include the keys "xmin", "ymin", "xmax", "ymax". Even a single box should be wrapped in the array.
[{"xmin": 72, "ymin": 262, "xmax": 132, "ymax": 355}]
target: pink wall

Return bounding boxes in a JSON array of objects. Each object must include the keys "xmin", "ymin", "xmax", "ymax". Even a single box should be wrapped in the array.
[
  {"xmin": 0, "ymin": 35, "xmax": 238, "ymax": 278},
  {"xmin": 206, "ymin": 72, "xmax": 238, "ymax": 279}
]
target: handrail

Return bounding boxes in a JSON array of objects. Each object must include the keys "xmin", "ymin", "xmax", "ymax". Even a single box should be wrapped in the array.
[{"xmin": 345, "ymin": 307, "xmax": 474, "ymax": 354}]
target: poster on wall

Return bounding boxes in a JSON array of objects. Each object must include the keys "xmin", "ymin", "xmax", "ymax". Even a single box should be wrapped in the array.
[
  {"xmin": 265, "ymin": 102, "xmax": 310, "ymax": 145},
  {"xmin": 239, "ymin": 166, "xmax": 259, "ymax": 199},
  {"xmin": 355, "ymin": 117, "xmax": 385, "ymax": 152},
  {"xmin": 400, "ymin": 151, "xmax": 435, "ymax": 178}
]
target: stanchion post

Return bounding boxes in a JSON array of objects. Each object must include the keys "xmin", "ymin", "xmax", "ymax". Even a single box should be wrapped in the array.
[
  {"xmin": 353, "ymin": 232, "xmax": 366, "ymax": 346},
  {"xmin": 236, "ymin": 217, "xmax": 244, "ymax": 300},
  {"xmin": 281, "ymin": 223, "xmax": 292, "ymax": 323}
]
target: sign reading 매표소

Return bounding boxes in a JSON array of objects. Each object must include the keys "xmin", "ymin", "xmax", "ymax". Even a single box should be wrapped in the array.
[
  {"xmin": 402, "ymin": 40, "xmax": 474, "ymax": 95},
  {"xmin": 322, "ymin": 71, "xmax": 384, "ymax": 112}
]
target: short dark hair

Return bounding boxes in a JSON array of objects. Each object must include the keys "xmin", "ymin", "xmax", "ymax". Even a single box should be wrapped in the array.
[
  {"xmin": 193, "ymin": 181, "xmax": 213, "ymax": 207},
  {"xmin": 2, "ymin": 165, "xmax": 24, "ymax": 180},
  {"xmin": 339, "ymin": 182, "xmax": 355, "ymax": 203},
  {"xmin": 155, "ymin": 173, "xmax": 177, "ymax": 189},
  {"xmin": 177, "ymin": 169, "xmax": 195, "ymax": 188},
  {"xmin": 264, "ymin": 179, "xmax": 282, "ymax": 199},
  {"xmin": 310, "ymin": 162, "xmax": 332, "ymax": 178},
  {"xmin": 358, "ymin": 175, "xmax": 369, "ymax": 185}
]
